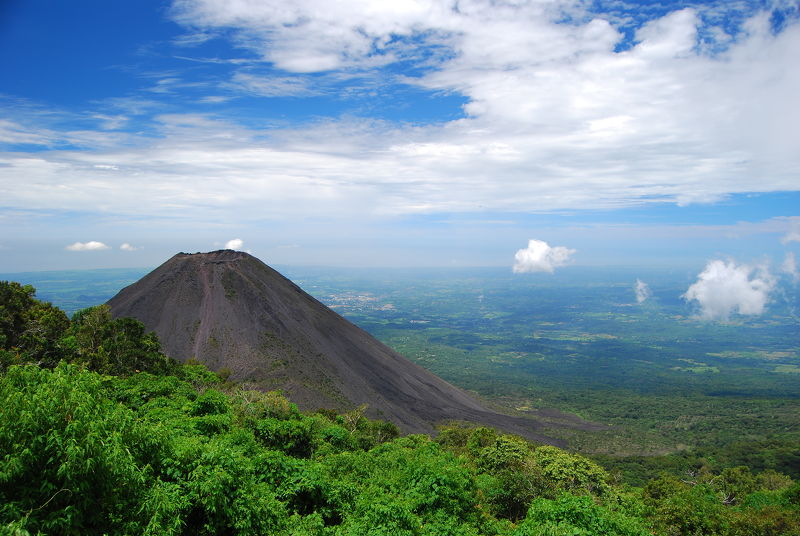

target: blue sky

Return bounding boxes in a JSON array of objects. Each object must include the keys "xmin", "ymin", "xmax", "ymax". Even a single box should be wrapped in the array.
[{"xmin": 1, "ymin": 0, "xmax": 799, "ymax": 279}]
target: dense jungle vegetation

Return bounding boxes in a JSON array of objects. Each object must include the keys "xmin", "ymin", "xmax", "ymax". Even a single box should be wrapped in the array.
[{"xmin": 2, "ymin": 280, "xmax": 800, "ymax": 535}]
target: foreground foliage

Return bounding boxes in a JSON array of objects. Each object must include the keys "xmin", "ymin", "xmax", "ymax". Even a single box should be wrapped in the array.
[
  {"xmin": 1, "ymin": 364, "xmax": 798, "ymax": 535},
  {"xmin": 2, "ymin": 281, "xmax": 799, "ymax": 535},
  {"xmin": 1, "ymin": 281, "xmax": 177, "ymax": 376}
]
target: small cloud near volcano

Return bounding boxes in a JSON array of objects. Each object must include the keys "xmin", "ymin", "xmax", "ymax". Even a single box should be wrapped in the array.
[
  {"xmin": 513, "ymin": 239, "xmax": 575, "ymax": 274},
  {"xmin": 635, "ymin": 279, "xmax": 652, "ymax": 303}
]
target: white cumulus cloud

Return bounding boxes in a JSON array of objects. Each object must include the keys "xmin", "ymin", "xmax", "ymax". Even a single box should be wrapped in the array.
[
  {"xmin": 65, "ymin": 241, "xmax": 110, "ymax": 251},
  {"xmin": 120, "ymin": 243, "xmax": 140, "ymax": 251},
  {"xmin": 683, "ymin": 259, "xmax": 775, "ymax": 321},
  {"xmin": 513, "ymin": 239, "xmax": 575, "ymax": 273},
  {"xmin": 225, "ymin": 238, "xmax": 244, "ymax": 250},
  {"xmin": 635, "ymin": 279, "xmax": 652, "ymax": 303}
]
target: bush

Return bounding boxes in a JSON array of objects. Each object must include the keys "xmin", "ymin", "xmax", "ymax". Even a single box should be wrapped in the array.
[
  {"xmin": 254, "ymin": 417, "xmax": 315, "ymax": 458},
  {"xmin": 515, "ymin": 494, "xmax": 650, "ymax": 536},
  {"xmin": 0, "ymin": 364, "xmax": 175, "ymax": 534}
]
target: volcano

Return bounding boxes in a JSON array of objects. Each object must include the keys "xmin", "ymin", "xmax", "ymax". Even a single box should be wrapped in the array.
[{"xmin": 108, "ymin": 250, "xmax": 562, "ymax": 440}]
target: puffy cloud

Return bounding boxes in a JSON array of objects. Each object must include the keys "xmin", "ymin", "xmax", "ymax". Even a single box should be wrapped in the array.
[
  {"xmin": 120, "ymin": 243, "xmax": 140, "ymax": 251},
  {"xmin": 65, "ymin": 241, "xmax": 110, "ymax": 251},
  {"xmin": 513, "ymin": 239, "xmax": 575, "ymax": 273},
  {"xmin": 635, "ymin": 279, "xmax": 652, "ymax": 303},
  {"xmin": 171, "ymin": 0, "xmax": 448, "ymax": 72},
  {"xmin": 683, "ymin": 260, "xmax": 775, "ymax": 321},
  {"xmin": 782, "ymin": 252, "xmax": 798, "ymax": 281},
  {"xmin": 224, "ymin": 238, "xmax": 244, "ymax": 250}
]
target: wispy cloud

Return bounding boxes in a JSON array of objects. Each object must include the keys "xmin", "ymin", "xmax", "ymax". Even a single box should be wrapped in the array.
[
  {"xmin": 120, "ymin": 243, "xmax": 140, "ymax": 251},
  {"xmin": 0, "ymin": 118, "xmax": 57, "ymax": 146},
  {"xmin": 226, "ymin": 72, "xmax": 320, "ymax": 97},
  {"xmin": 782, "ymin": 219, "xmax": 800, "ymax": 244},
  {"xmin": 173, "ymin": 55, "xmax": 252, "ymax": 65},
  {"xmin": 782, "ymin": 252, "xmax": 798, "ymax": 281},
  {"xmin": 91, "ymin": 114, "xmax": 128, "ymax": 130},
  {"xmin": 99, "ymin": 96, "xmax": 162, "ymax": 116},
  {"xmin": 513, "ymin": 239, "xmax": 575, "ymax": 273},
  {"xmin": 197, "ymin": 95, "xmax": 232, "ymax": 104},
  {"xmin": 145, "ymin": 76, "xmax": 208, "ymax": 95},
  {"xmin": 683, "ymin": 259, "xmax": 775, "ymax": 321},
  {"xmin": 65, "ymin": 241, "xmax": 110, "ymax": 251}
]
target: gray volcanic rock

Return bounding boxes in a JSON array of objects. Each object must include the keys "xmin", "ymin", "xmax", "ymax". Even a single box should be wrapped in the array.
[{"xmin": 107, "ymin": 250, "xmax": 560, "ymax": 441}]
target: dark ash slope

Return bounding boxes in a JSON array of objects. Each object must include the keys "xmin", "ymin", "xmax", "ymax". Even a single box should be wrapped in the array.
[{"xmin": 108, "ymin": 250, "xmax": 565, "ymax": 441}]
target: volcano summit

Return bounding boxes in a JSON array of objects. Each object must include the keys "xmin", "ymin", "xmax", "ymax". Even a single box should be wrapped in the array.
[{"xmin": 108, "ymin": 250, "xmax": 563, "ymax": 440}]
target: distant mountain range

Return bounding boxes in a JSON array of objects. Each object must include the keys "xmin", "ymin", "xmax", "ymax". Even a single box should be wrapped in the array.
[{"xmin": 108, "ymin": 250, "xmax": 576, "ymax": 441}]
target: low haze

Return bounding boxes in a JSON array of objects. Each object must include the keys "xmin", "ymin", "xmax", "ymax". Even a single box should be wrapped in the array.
[{"xmin": 0, "ymin": 0, "xmax": 798, "ymax": 273}]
